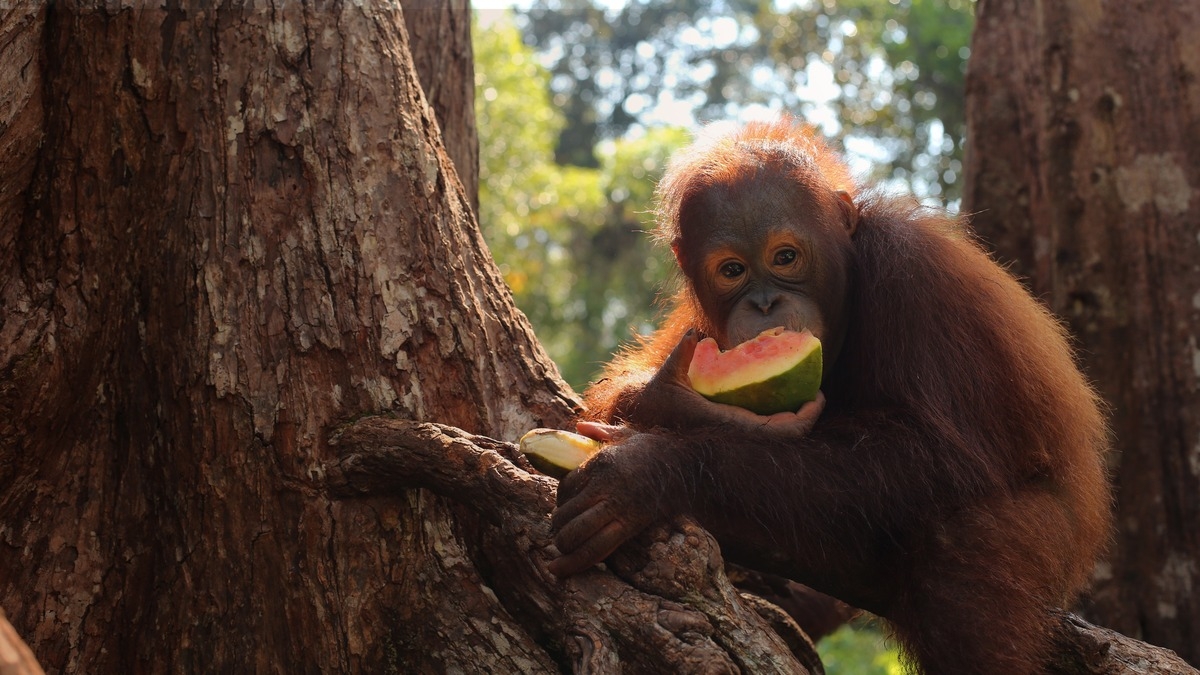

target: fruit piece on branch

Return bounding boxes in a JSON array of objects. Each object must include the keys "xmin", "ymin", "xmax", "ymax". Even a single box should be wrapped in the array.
[{"xmin": 519, "ymin": 428, "xmax": 603, "ymax": 478}]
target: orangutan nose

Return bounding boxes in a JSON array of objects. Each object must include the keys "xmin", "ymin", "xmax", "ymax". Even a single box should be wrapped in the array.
[{"xmin": 750, "ymin": 290, "xmax": 782, "ymax": 314}]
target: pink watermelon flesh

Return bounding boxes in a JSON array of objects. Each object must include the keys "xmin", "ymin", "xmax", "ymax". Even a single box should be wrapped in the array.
[{"xmin": 687, "ymin": 327, "xmax": 822, "ymax": 415}]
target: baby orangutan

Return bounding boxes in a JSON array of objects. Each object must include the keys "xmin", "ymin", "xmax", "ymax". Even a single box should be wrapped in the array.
[{"xmin": 550, "ymin": 119, "xmax": 1111, "ymax": 675}]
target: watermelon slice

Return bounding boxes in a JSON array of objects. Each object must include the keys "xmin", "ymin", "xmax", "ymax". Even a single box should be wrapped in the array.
[
  {"xmin": 518, "ymin": 428, "xmax": 602, "ymax": 478},
  {"xmin": 687, "ymin": 327, "xmax": 822, "ymax": 415}
]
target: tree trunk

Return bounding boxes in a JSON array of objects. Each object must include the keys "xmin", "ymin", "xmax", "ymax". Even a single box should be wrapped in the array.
[
  {"xmin": 0, "ymin": 2, "xmax": 573, "ymax": 671},
  {"xmin": 964, "ymin": 0, "xmax": 1200, "ymax": 665}
]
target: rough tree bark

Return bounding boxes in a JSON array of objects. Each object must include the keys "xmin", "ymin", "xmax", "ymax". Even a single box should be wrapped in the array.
[{"xmin": 964, "ymin": 0, "xmax": 1200, "ymax": 666}]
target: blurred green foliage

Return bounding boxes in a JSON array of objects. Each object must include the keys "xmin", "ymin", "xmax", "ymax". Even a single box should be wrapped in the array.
[
  {"xmin": 819, "ymin": 619, "xmax": 905, "ymax": 674},
  {"xmin": 521, "ymin": 0, "xmax": 974, "ymax": 203},
  {"xmin": 475, "ymin": 15, "xmax": 689, "ymax": 389}
]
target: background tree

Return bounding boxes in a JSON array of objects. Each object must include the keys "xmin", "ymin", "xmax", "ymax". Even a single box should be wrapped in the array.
[
  {"xmin": 404, "ymin": 0, "xmax": 480, "ymax": 211},
  {"xmin": 965, "ymin": 0, "xmax": 1200, "ymax": 665}
]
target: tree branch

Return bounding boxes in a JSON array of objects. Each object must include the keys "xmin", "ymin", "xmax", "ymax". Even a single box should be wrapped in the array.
[
  {"xmin": 1050, "ymin": 611, "xmax": 1198, "ymax": 674},
  {"xmin": 327, "ymin": 416, "xmax": 819, "ymax": 673}
]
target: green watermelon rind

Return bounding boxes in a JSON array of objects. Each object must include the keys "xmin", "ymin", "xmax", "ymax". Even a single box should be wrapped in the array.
[
  {"xmin": 703, "ymin": 353, "xmax": 822, "ymax": 415},
  {"xmin": 689, "ymin": 329, "xmax": 823, "ymax": 415}
]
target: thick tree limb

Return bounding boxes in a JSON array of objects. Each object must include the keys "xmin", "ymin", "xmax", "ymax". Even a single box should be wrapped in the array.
[
  {"xmin": 326, "ymin": 416, "xmax": 1198, "ymax": 675},
  {"xmin": 328, "ymin": 417, "xmax": 818, "ymax": 673},
  {"xmin": 1050, "ymin": 611, "xmax": 1198, "ymax": 674}
]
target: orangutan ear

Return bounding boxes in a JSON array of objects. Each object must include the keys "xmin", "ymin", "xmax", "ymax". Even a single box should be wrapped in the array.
[
  {"xmin": 671, "ymin": 237, "xmax": 687, "ymax": 270},
  {"xmin": 836, "ymin": 190, "xmax": 858, "ymax": 237}
]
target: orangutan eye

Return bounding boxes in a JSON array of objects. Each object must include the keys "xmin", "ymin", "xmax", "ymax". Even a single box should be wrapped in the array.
[
  {"xmin": 773, "ymin": 248, "xmax": 798, "ymax": 266},
  {"xmin": 720, "ymin": 261, "xmax": 746, "ymax": 279}
]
